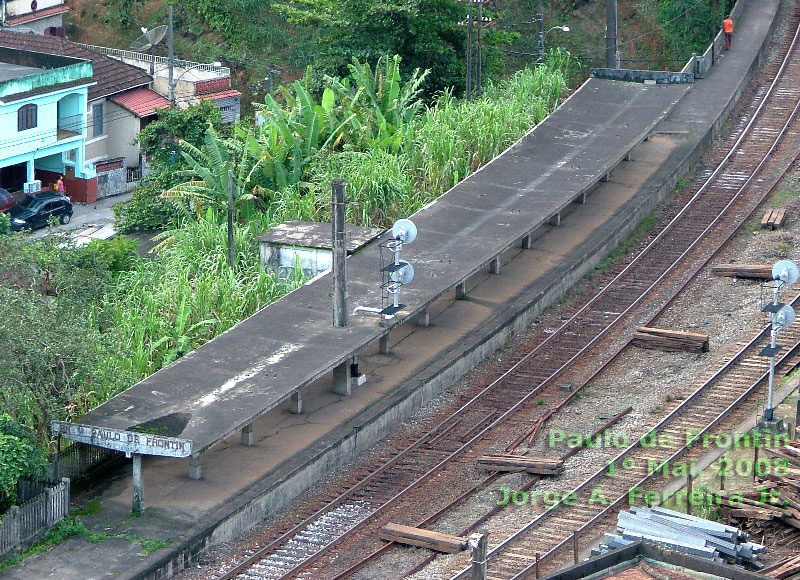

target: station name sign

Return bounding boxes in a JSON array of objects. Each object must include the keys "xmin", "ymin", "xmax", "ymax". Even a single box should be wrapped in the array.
[{"xmin": 52, "ymin": 421, "xmax": 192, "ymax": 458}]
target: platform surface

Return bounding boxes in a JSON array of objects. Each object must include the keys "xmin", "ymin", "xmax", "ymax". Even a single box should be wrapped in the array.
[{"xmin": 75, "ymin": 78, "xmax": 689, "ymax": 455}]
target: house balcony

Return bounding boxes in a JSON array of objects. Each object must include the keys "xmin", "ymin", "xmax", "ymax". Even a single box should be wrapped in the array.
[{"xmin": 57, "ymin": 128, "xmax": 79, "ymax": 141}]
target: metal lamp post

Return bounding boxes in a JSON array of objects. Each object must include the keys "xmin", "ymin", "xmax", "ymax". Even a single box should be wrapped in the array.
[
  {"xmin": 537, "ymin": 24, "xmax": 570, "ymax": 62},
  {"xmin": 761, "ymin": 260, "xmax": 799, "ymax": 422}
]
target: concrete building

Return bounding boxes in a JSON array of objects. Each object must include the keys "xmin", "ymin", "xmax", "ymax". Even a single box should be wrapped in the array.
[
  {"xmin": 76, "ymin": 44, "xmax": 241, "ymax": 123},
  {"xmin": 0, "ymin": 46, "xmax": 92, "ymax": 198},
  {"xmin": 0, "ymin": 30, "xmax": 168, "ymax": 199},
  {"xmin": 0, "ymin": 0, "xmax": 68, "ymax": 35}
]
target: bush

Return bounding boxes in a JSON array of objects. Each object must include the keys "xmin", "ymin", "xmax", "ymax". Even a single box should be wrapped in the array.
[
  {"xmin": 114, "ymin": 184, "xmax": 181, "ymax": 233},
  {"xmin": 0, "ymin": 212, "xmax": 9, "ymax": 235},
  {"xmin": 78, "ymin": 237, "xmax": 140, "ymax": 274},
  {"xmin": 0, "ymin": 415, "xmax": 47, "ymax": 510}
]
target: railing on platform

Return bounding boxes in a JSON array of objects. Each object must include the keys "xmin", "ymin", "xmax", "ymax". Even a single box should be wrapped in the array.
[{"xmin": 0, "ymin": 479, "xmax": 70, "ymax": 559}]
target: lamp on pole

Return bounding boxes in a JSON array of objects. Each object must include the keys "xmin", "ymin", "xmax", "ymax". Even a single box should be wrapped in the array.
[
  {"xmin": 760, "ymin": 260, "xmax": 799, "ymax": 423},
  {"xmin": 531, "ymin": 23, "xmax": 570, "ymax": 62}
]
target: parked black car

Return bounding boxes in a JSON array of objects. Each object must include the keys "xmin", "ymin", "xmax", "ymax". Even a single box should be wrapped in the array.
[
  {"xmin": 0, "ymin": 188, "xmax": 14, "ymax": 213},
  {"xmin": 9, "ymin": 192, "xmax": 73, "ymax": 231}
]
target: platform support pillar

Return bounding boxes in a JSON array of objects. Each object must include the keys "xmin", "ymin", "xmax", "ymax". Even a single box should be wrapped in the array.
[
  {"xmin": 241, "ymin": 423, "xmax": 254, "ymax": 446},
  {"xmin": 419, "ymin": 308, "xmax": 430, "ymax": 327},
  {"xmin": 332, "ymin": 361, "xmax": 351, "ymax": 395},
  {"xmin": 490, "ymin": 256, "xmax": 501, "ymax": 275},
  {"xmin": 189, "ymin": 456, "xmax": 202, "ymax": 480},
  {"xmin": 577, "ymin": 192, "xmax": 587, "ymax": 205},
  {"xmin": 456, "ymin": 281, "xmax": 467, "ymax": 299},
  {"xmin": 379, "ymin": 334, "xmax": 389, "ymax": 355},
  {"xmin": 549, "ymin": 213, "xmax": 560, "ymax": 227},
  {"xmin": 600, "ymin": 172, "xmax": 611, "ymax": 182},
  {"xmin": 290, "ymin": 391, "xmax": 303, "ymax": 414},
  {"xmin": 624, "ymin": 151, "xmax": 632, "ymax": 161},
  {"xmin": 132, "ymin": 454, "xmax": 144, "ymax": 515},
  {"xmin": 522, "ymin": 234, "xmax": 532, "ymax": 249}
]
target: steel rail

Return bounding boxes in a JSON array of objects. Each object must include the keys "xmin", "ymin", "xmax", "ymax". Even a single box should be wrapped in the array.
[{"xmin": 508, "ymin": 314, "xmax": 800, "ymax": 580}]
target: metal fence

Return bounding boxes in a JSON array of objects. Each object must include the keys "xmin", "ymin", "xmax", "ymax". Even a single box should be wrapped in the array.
[
  {"xmin": 48, "ymin": 442, "xmax": 123, "ymax": 485},
  {"xmin": 0, "ymin": 479, "xmax": 70, "ymax": 559},
  {"xmin": 126, "ymin": 166, "xmax": 142, "ymax": 192}
]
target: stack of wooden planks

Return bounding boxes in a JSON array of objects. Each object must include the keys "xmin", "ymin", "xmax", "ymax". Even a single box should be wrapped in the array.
[
  {"xmin": 711, "ymin": 264, "xmax": 773, "ymax": 279},
  {"xmin": 631, "ymin": 327, "xmax": 710, "ymax": 353},
  {"xmin": 476, "ymin": 455, "xmax": 564, "ymax": 475},
  {"xmin": 721, "ymin": 440, "xmax": 800, "ymax": 531},
  {"xmin": 378, "ymin": 522, "xmax": 467, "ymax": 553},
  {"xmin": 763, "ymin": 554, "xmax": 800, "ymax": 579},
  {"xmin": 594, "ymin": 506, "xmax": 765, "ymax": 566},
  {"xmin": 761, "ymin": 208, "xmax": 787, "ymax": 230}
]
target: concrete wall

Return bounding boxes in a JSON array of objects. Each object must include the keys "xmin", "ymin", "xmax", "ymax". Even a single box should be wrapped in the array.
[
  {"xmin": 95, "ymin": 161, "xmax": 126, "ymax": 198},
  {"xmin": 0, "ymin": 87, "xmax": 90, "ymax": 179},
  {"xmin": 104, "ymin": 101, "xmax": 140, "ymax": 167},
  {"xmin": 260, "ymin": 243, "xmax": 333, "ymax": 278},
  {"xmin": 213, "ymin": 95, "xmax": 239, "ymax": 123},
  {"xmin": 5, "ymin": 0, "xmax": 63, "ymax": 18},
  {"xmin": 7, "ymin": 13, "xmax": 63, "ymax": 34}
]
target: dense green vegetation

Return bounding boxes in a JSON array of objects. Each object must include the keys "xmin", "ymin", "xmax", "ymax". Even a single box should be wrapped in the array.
[{"xmin": 79, "ymin": 0, "xmax": 734, "ymax": 113}]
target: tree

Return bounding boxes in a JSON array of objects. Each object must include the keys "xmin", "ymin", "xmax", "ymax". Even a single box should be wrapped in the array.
[
  {"xmin": 276, "ymin": 0, "xmax": 465, "ymax": 97},
  {"xmin": 116, "ymin": 102, "xmax": 224, "ymax": 232},
  {"xmin": 136, "ymin": 100, "xmax": 223, "ymax": 169},
  {"xmin": 0, "ymin": 415, "xmax": 46, "ymax": 510}
]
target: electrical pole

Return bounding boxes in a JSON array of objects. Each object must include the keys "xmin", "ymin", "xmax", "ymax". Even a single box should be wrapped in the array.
[
  {"xmin": 332, "ymin": 179, "xmax": 348, "ymax": 327},
  {"xmin": 227, "ymin": 171, "xmax": 234, "ymax": 268},
  {"xmin": 466, "ymin": 0, "xmax": 474, "ymax": 100},
  {"xmin": 711, "ymin": 0, "xmax": 718, "ymax": 66},
  {"xmin": 267, "ymin": 63, "xmax": 280, "ymax": 95},
  {"xmin": 537, "ymin": 0, "xmax": 545, "ymax": 63},
  {"xmin": 476, "ymin": 0, "xmax": 483, "ymax": 95},
  {"xmin": 167, "ymin": 4, "xmax": 175, "ymax": 105},
  {"xmin": 606, "ymin": 0, "xmax": 619, "ymax": 69}
]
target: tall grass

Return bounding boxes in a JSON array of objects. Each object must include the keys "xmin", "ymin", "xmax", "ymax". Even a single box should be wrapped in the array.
[
  {"xmin": 100, "ymin": 213, "xmax": 303, "ymax": 382},
  {"xmin": 281, "ymin": 55, "xmax": 575, "ymax": 227}
]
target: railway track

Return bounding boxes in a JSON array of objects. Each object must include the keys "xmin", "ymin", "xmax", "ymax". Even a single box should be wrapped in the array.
[
  {"xmin": 446, "ymin": 295, "xmax": 800, "ymax": 580},
  {"xmin": 220, "ymin": 6, "xmax": 800, "ymax": 580}
]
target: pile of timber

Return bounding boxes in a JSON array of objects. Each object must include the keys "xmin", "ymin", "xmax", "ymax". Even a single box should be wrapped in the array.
[
  {"xmin": 378, "ymin": 522, "xmax": 467, "ymax": 553},
  {"xmin": 720, "ymin": 440, "xmax": 800, "ymax": 532},
  {"xmin": 711, "ymin": 264, "xmax": 773, "ymax": 279},
  {"xmin": 476, "ymin": 455, "xmax": 563, "ymax": 475},
  {"xmin": 631, "ymin": 327, "xmax": 709, "ymax": 353},
  {"xmin": 762, "ymin": 554, "xmax": 800, "ymax": 579},
  {"xmin": 594, "ymin": 506, "xmax": 765, "ymax": 567},
  {"xmin": 761, "ymin": 208, "xmax": 787, "ymax": 230}
]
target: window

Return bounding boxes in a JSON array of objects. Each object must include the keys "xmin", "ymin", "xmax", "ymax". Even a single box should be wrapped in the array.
[
  {"xmin": 18, "ymin": 104, "xmax": 37, "ymax": 131},
  {"xmin": 92, "ymin": 103, "xmax": 104, "ymax": 138}
]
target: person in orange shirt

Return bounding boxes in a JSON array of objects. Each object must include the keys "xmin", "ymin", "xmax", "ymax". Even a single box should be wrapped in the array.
[{"xmin": 723, "ymin": 15, "xmax": 734, "ymax": 50}]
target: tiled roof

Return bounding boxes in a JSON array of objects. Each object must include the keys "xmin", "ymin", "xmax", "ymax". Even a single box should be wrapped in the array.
[
  {"xmin": 5, "ymin": 5, "xmax": 69, "ymax": 26},
  {"xmin": 0, "ymin": 30, "xmax": 150, "ymax": 101},
  {"xmin": 110, "ymin": 87, "xmax": 169, "ymax": 117},
  {"xmin": 195, "ymin": 77, "xmax": 230, "ymax": 95},
  {"xmin": 198, "ymin": 89, "xmax": 241, "ymax": 101}
]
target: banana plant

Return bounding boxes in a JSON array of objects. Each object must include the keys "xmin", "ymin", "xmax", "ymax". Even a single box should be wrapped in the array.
[
  {"xmin": 162, "ymin": 124, "xmax": 265, "ymax": 215},
  {"xmin": 251, "ymin": 69, "xmax": 355, "ymax": 194},
  {"xmin": 326, "ymin": 55, "xmax": 429, "ymax": 151}
]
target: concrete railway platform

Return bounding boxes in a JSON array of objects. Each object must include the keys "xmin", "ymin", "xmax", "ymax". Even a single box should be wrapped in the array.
[{"xmin": 2, "ymin": 0, "xmax": 782, "ymax": 578}]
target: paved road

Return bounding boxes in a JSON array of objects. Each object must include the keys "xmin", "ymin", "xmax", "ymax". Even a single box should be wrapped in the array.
[{"xmin": 30, "ymin": 192, "xmax": 132, "ymax": 240}]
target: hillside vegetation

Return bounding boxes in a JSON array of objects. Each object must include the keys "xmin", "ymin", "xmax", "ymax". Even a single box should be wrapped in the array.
[{"xmin": 65, "ymin": 0, "xmax": 733, "ymax": 113}]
